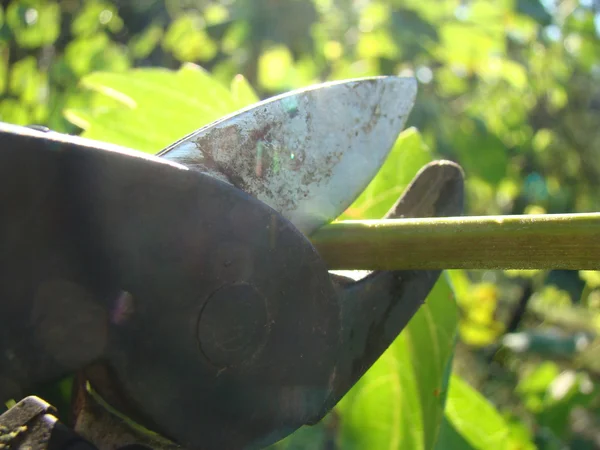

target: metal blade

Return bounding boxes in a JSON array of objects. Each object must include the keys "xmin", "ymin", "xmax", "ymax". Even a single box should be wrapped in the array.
[{"xmin": 157, "ymin": 76, "xmax": 417, "ymax": 235}]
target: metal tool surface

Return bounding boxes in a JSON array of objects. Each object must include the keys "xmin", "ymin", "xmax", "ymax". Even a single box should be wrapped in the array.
[
  {"xmin": 0, "ymin": 124, "xmax": 191, "ymax": 401},
  {"xmin": 158, "ymin": 76, "xmax": 417, "ymax": 235},
  {"xmin": 0, "ymin": 123, "xmax": 339, "ymax": 449},
  {"xmin": 80, "ymin": 160, "xmax": 464, "ymax": 450},
  {"xmin": 0, "ymin": 123, "xmax": 464, "ymax": 450}
]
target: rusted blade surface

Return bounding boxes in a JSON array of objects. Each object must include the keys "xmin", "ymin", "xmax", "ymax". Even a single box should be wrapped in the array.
[{"xmin": 158, "ymin": 76, "xmax": 417, "ymax": 235}]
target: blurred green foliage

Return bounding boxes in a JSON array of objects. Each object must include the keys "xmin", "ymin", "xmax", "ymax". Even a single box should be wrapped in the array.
[{"xmin": 2, "ymin": 0, "xmax": 600, "ymax": 448}]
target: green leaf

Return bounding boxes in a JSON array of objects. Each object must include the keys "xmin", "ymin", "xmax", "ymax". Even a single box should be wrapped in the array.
[
  {"xmin": 129, "ymin": 24, "xmax": 164, "ymax": 59},
  {"xmin": 65, "ymin": 64, "xmax": 245, "ymax": 152},
  {"xmin": 0, "ymin": 43, "xmax": 7, "ymax": 96},
  {"xmin": 441, "ymin": 375, "xmax": 512, "ymax": 450},
  {"xmin": 580, "ymin": 270, "xmax": 600, "ymax": 288},
  {"xmin": 71, "ymin": 0, "xmax": 123, "ymax": 37},
  {"xmin": 9, "ymin": 56, "xmax": 48, "ymax": 105},
  {"xmin": 439, "ymin": 372, "xmax": 534, "ymax": 449},
  {"xmin": 437, "ymin": 23, "xmax": 504, "ymax": 69},
  {"xmin": 435, "ymin": 416, "xmax": 476, "ymax": 450},
  {"xmin": 446, "ymin": 270, "xmax": 471, "ymax": 302},
  {"xmin": 64, "ymin": 33, "xmax": 130, "ymax": 77},
  {"xmin": 341, "ymin": 127, "xmax": 432, "ymax": 220},
  {"xmin": 357, "ymin": 30, "xmax": 398, "ymax": 59},
  {"xmin": 437, "ymin": 410, "xmax": 537, "ymax": 450},
  {"xmin": 453, "ymin": 119, "xmax": 508, "ymax": 186},
  {"xmin": 0, "ymin": 98, "xmax": 30, "ymax": 124},
  {"xmin": 479, "ymin": 59, "xmax": 528, "ymax": 91},
  {"xmin": 338, "ymin": 332, "xmax": 424, "ymax": 450},
  {"xmin": 203, "ymin": 4, "xmax": 229, "ymax": 25},
  {"xmin": 337, "ymin": 274, "xmax": 458, "ymax": 449},
  {"xmin": 404, "ymin": 275, "xmax": 458, "ymax": 449},
  {"xmin": 163, "ymin": 13, "xmax": 217, "ymax": 62},
  {"xmin": 221, "ymin": 20, "xmax": 250, "ymax": 55},
  {"xmin": 6, "ymin": 0, "xmax": 60, "ymax": 49},
  {"xmin": 258, "ymin": 45, "xmax": 294, "ymax": 91},
  {"xmin": 230, "ymin": 74, "xmax": 260, "ymax": 109}
]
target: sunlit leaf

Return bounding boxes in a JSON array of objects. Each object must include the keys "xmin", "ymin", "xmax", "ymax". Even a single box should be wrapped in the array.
[
  {"xmin": 440, "ymin": 392, "xmax": 536, "ymax": 449},
  {"xmin": 221, "ymin": 20, "xmax": 249, "ymax": 54},
  {"xmin": 323, "ymin": 40, "xmax": 343, "ymax": 61},
  {"xmin": 65, "ymin": 65, "xmax": 248, "ymax": 152},
  {"xmin": 459, "ymin": 323, "xmax": 501, "ymax": 347},
  {"xmin": 258, "ymin": 45, "xmax": 294, "ymax": 91},
  {"xmin": 203, "ymin": 3, "xmax": 229, "ymax": 25},
  {"xmin": 517, "ymin": 362, "xmax": 561, "ymax": 395},
  {"xmin": 230, "ymin": 74, "xmax": 259, "ymax": 109},
  {"xmin": 337, "ymin": 275, "xmax": 458, "ymax": 450},
  {"xmin": 479, "ymin": 59, "xmax": 528, "ymax": 90},
  {"xmin": 404, "ymin": 276, "xmax": 458, "ymax": 449},
  {"xmin": 329, "ymin": 58, "xmax": 380, "ymax": 80},
  {"xmin": 580, "ymin": 271, "xmax": 600, "ymax": 288},
  {"xmin": 6, "ymin": 0, "xmax": 60, "ymax": 48},
  {"xmin": 0, "ymin": 98, "xmax": 30, "ymax": 124},
  {"xmin": 0, "ymin": 43, "xmax": 7, "ymax": 95},
  {"xmin": 163, "ymin": 13, "xmax": 217, "ymax": 62},
  {"xmin": 531, "ymin": 286, "xmax": 573, "ymax": 309},
  {"xmin": 71, "ymin": 0, "xmax": 123, "ymax": 37},
  {"xmin": 357, "ymin": 30, "xmax": 398, "ymax": 59},
  {"xmin": 129, "ymin": 24, "xmax": 164, "ymax": 59},
  {"xmin": 359, "ymin": 1, "xmax": 391, "ymax": 31},
  {"xmin": 442, "ymin": 375, "xmax": 512, "ymax": 450},
  {"xmin": 435, "ymin": 416, "xmax": 475, "ymax": 450},
  {"xmin": 65, "ymin": 33, "xmax": 130, "ymax": 77},
  {"xmin": 338, "ymin": 333, "xmax": 424, "ymax": 450},
  {"xmin": 290, "ymin": 56, "xmax": 319, "ymax": 87},
  {"xmin": 435, "ymin": 66, "xmax": 470, "ymax": 96},
  {"xmin": 437, "ymin": 24, "xmax": 504, "ymax": 70},
  {"xmin": 9, "ymin": 56, "xmax": 47, "ymax": 105}
]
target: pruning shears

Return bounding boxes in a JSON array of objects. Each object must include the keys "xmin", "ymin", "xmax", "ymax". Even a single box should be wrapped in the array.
[{"xmin": 0, "ymin": 76, "xmax": 464, "ymax": 450}]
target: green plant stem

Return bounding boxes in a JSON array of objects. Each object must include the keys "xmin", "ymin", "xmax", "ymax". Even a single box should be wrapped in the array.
[{"xmin": 311, "ymin": 213, "xmax": 600, "ymax": 270}]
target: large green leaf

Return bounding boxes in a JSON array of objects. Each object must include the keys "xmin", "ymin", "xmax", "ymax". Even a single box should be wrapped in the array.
[
  {"xmin": 405, "ymin": 276, "xmax": 458, "ymax": 449},
  {"xmin": 337, "ymin": 274, "xmax": 458, "ymax": 449},
  {"xmin": 65, "ymin": 64, "xmax": 254, "ymax": 152}
]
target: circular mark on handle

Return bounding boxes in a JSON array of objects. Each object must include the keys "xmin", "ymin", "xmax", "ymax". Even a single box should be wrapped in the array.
[{"xmin": 197, "ymin": 282, "xmax": 270, "ymax": 369}]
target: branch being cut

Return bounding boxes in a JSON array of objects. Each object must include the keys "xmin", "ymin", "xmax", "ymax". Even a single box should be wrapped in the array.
[{"xmin": 311, "ymin": 213, "xmax": 600, "ymax": 270}]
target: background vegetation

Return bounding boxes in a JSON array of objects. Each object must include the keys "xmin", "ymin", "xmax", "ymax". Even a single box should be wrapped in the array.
[{"xmin": 2, "ymin": 0, "xmax": 600, "ymax": 449}]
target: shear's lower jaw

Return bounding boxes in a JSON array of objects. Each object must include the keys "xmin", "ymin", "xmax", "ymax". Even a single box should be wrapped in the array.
[
  {"xmin": 318, "ymin": 161, "xmax": 465, "ymax": 414},
  {"xmin": 70, "ymin": 160, "xmax": 464, "ymax": 450}
]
